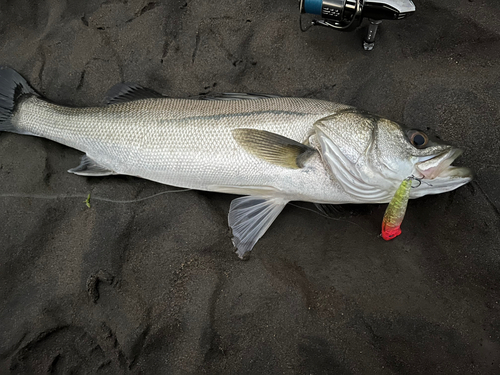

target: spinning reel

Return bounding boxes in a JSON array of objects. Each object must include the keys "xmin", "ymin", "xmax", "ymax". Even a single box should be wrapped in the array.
[{"xmin": 299, "ymin": 0, "xmax": 416, "ymax": 50}]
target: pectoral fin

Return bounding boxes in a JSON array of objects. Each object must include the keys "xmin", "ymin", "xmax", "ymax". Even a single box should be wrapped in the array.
[
  {"xmin": 68, "ymin": 155, "xmax": 116, "ymax": 176},
  {"xmin": 228, "ymin": 195, "xmax": 288, "ymax": 258},
  {"xmin": 232, "ymin": 128, "xmax": 314, "ymax": 169}
]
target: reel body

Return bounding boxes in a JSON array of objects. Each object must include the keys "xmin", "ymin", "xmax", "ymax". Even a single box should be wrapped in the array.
[{"xmin": 300, "ymin": 0, "xmax": 416, "ymax": 50}]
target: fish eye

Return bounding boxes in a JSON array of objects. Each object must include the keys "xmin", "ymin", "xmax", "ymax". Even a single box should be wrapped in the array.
[{"xmin": 409, "ymin": 131, "xmax": 429, "ymax": 148}]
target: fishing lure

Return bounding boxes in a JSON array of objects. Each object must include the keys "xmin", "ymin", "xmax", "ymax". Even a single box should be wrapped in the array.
[{"xmin": 381, "ymin": 177, "xmax": 413, "ymax": 240}]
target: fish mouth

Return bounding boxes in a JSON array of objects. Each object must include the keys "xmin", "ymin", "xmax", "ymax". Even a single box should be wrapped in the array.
[
  {"xmin": 416, "ymin": 147, "xmax": 471, "ymax": 180},
  {"xmin": 411, "ymin": 147, "xmax": 473, "ymax": 197}
]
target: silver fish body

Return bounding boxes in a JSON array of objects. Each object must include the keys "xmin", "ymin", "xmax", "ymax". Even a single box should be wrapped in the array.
[
  {"xmin": 0, "ymin": 67, "xmax": 472, "ymax": 257},
  {"xmin": 14, "ymin": 95, "xmax": 352, "ymax": 203}
]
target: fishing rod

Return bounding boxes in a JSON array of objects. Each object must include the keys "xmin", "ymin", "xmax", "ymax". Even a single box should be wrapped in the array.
[{"xmin": 299, "ymin": 0, "xmax": 416, "ymax": 50}]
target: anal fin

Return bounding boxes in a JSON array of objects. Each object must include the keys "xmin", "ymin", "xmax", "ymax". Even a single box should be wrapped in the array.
[
  {"xmin": 68, "ymin": 155, "xmax": 116, "ymax": 176},
  {"xmin": 228, "ymin": 195, "xmax": 288, "ymax": 258}
]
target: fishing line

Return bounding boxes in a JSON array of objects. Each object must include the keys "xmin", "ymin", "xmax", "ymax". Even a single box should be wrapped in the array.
[
  {"xmin": 289, "ymin": 202, "xmax": 370, "ymax": 234},
  {"xmin": 3, "ymin": 190, "xmax": 369, "ymax": 233},
  {"xmin": 0, "ymin": 189, "xmax": 192, "ymax": 204}
]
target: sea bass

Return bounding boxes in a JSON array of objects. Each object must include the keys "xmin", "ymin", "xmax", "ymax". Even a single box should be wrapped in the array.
[{"xmin": 0, "ymin": 67, "xmax": 472, "ymax": 257}]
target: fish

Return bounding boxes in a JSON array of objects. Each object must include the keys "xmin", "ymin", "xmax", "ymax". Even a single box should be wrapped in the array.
[{"xmin": 0, "ymin": 67, "xmax": 472, "ymax": 258}]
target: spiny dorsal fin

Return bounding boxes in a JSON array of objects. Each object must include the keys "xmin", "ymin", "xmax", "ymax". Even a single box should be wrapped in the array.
[
  {"xmin": 232, "ymin": 128, "xmax": 315, "ymax": 169},
  {"xmin": 197, "ymin": 93, "xmax": 281, "ymax": 101},
  {"xmin": 105, "ymin": 83, "xmax": 165, "ymax": 105}
]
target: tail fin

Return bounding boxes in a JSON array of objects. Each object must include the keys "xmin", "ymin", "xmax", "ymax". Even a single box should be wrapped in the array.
[{"xmin": 0, "ymin": 66, "xmax": 38, "ymax": 133}]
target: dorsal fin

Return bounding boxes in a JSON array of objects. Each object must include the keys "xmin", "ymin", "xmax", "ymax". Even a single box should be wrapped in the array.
[
  {"xmin": 105, "ymin": 83, "xmax": 165, "ymax": 105},
  {"xmin": 197, "ymin": 93, "xmax": 281, "ymax": 101},
  {"xmin": 232, "ymin": 128, "xmax": 315, "ymax": 169},
  {"xmin": 105, "ymin": 87, "xmax": 280, "ymax": 104}
]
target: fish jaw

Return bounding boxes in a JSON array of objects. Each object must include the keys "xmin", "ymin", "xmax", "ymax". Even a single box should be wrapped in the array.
[
  {"xmin": 410, "ymin": 147, "xmax": 473, "ymax": 198},
  {"xmin": 416, "ymin": 147, "xmax": 463, "ymax": 179}
]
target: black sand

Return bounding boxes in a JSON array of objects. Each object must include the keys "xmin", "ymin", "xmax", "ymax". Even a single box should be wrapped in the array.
[{"xmin": 1, "ymin": 0, "xmax": 499, "ymax": 373}]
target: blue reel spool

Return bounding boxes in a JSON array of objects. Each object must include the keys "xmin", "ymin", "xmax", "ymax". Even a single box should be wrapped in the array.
[
  {"xmin": 303, "ymin": 0, "xmax": 323, "ymax": 15},
  {"xmin": 300, "ymin": 0, "xmax": 364, "ymax": 31}
]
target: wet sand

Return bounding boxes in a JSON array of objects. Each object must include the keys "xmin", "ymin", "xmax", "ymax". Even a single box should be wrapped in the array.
[{"xmin": 1, "ymin": 0, "xmax": 499, "ymax": 373}]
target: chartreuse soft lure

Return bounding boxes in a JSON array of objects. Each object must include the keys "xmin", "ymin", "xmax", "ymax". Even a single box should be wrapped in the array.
[{"xmin": 381, "ymin": 177, "xmax": 413, "ymax": 240}]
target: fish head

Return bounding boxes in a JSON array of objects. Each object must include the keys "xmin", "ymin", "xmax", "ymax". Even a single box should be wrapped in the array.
[{"xmin": 314, "ymin": 109, "xmax": 472, "ymax": 202}]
